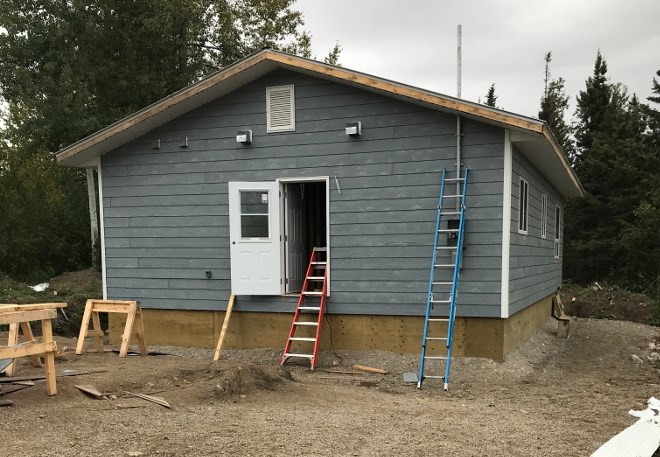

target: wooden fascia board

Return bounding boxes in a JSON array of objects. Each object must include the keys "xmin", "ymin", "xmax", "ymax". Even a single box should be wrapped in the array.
[
  {"xmin": 56, "ymin": 51, "xmax": 270, "ymax": 164},
  {"xmin": 540, "ymin": 125, "xmax": 584, "ymax": 197},
  {"xmin": 267, "ymin": 52, "xmax": 544, "ymax": 134}
]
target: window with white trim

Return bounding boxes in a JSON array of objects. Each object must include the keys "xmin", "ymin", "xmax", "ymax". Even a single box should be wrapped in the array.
[
  {"xmin": 518, "ymin": 177, "xmax": 529, "ymax": 234},
  {"xmin": 554, "ymin": 206, "xmax": 561, "ymax": 259},
  {"xmin": 266, "ymin": 85, "xmax": 295, "ymax": 132},
  {"xmin": 541, "ymin": 194, "xmax": 548, "ymax": 238}
]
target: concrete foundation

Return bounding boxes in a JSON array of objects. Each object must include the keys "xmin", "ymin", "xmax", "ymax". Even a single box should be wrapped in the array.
[{"xmin": 109, "ymin": 294, "xmax": 553, "ymax": 362}]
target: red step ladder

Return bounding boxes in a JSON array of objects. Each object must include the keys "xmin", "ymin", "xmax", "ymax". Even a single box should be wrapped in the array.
[{"xmin": 281, "ymin": 247, "xmax": 328, "ymax": 369}]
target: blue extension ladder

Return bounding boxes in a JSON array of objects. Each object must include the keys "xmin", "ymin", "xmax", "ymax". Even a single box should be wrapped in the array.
[{"xmin": 417, "ymin": 168, "xmax": 469, "ymax": 390}]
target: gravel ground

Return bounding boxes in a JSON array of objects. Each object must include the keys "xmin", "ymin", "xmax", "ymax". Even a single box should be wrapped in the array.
[{"xmin": 1, "ymin": 317, "xmax": 659, "ymax": 456}]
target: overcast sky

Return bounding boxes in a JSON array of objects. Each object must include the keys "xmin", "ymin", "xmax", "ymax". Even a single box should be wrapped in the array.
[{"xmin": 297, "ymin": 0, "xmax": 660, "ymax": 119}]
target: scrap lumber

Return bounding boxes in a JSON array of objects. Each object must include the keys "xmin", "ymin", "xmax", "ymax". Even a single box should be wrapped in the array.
[
  {"xmin": 0, "ymin": 400, "xmax": 14, "ymax": 407},
  {"xmin": 213, "ymin": 294, "xmax": 235, "ymax": 361},
  {"xmin": 0, "ymin": 384, "xmax": 32, "ymax": 396},
  {"xmin": 0, "ymin": 368, "xmax": 108, "ymax": 383},
  {"xmin": 123, "ymin": 390, "xmax": 171, "ymax": 409},
  {"xmin": 351, "ymin": 365, "xmax": 389, "ymax": 375},
  {"xmin": 75, "ymin": 385, "xmax": 105, "ymax": 399}
]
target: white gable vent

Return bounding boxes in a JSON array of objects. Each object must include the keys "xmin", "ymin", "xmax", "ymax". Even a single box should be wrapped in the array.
[{"xmin": 266, "ymin": 85, "xmax": 295, "ymax": 133}]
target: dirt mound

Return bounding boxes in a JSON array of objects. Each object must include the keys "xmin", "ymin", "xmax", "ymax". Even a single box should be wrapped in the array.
[
  {"xmin": 49, "ymin": 268, "xmax": 101, "ymax": 296},
  {"xmin": 178, "ymin": 362, "xmax": 294, "ymax": 398},
  {"xmin": 562, "ymin": 282, "xmax": 653, "ymax": 324}
]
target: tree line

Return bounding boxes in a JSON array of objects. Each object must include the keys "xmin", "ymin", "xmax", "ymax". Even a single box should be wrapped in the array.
[{"xmin": 0, "ymin": 0, "xmax": 338, "ymax": 281}]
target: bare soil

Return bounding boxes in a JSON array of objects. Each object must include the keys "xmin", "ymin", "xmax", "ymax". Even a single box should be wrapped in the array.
[{"xmin": 1, "ymin": 318, "xmax": 659, "ymax": 456}]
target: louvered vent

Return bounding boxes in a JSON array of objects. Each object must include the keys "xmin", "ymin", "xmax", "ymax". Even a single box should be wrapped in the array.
[{"xmin": 266, "ymin": 85, "xmax": 295, "ymax": 133}]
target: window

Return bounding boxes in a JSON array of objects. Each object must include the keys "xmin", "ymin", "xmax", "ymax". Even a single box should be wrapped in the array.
[
  {"xmin": 518, "ymin": 177, "xmax": 529, "ymax": 234},
  {"xmin": 554, "ymin": 206, "xmax": 561, "ymax": 259},
  {"xmin": 541, "ymin": 194, "xmax": 548, "ymax": 238},
  {"xmin": 266, "ymin": 85, "xmax": 295, "ymax": 132},
  {"xmin": 240, "ymin": 190, "xmax": 270, "ymax": 238}
]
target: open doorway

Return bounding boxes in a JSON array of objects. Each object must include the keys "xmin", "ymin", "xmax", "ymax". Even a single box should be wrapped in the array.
[{"xmin": 282, "ymin": 179, "xmax": 328, "ymax": 294}]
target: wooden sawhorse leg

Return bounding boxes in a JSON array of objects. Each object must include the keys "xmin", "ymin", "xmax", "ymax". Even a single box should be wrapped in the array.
[{"xmin": 5, "ymin": 321, "xmax": 43, "ymax": 376}]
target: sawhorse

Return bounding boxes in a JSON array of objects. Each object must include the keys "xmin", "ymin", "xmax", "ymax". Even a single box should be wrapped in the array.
[{"xmin": 76, "ymin": 300, "xmax": 147, "ymax": 357}]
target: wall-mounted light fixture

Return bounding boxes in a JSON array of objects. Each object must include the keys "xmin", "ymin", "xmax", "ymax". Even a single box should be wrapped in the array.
[
  {"xmin": 236, "ymin": 130, "xmax": 252, "ymax": 144},
  {"xmin": 345, "ymin": 121, "xmax": 362, "ymax": 136},
  {"xmin": 180, "ymin": 137, "xmax": 189, "ymax": 148}
]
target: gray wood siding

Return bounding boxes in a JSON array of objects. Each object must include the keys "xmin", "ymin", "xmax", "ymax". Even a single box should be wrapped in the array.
[
  {"xmin": 101, "ymin": 69, "xmax": 504, "ymax": 318},
  {"xmin": 509, "ymin": 146, "xmax": 564, "ymax": 314}
]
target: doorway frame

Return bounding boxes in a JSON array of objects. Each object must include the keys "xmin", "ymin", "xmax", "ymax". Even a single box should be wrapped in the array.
[{"xmin": 277, "ymin": 176, "xmax": 331, "ymax": 296}]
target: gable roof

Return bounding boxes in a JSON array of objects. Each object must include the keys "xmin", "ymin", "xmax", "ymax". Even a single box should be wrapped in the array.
[{"xmin": 55, "ymin": 48, "xmax": 583, "ymax": 198}]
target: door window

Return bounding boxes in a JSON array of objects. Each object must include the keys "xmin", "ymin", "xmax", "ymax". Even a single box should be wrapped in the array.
[{"xmin": 240, "ymin": 191, "xmax": 269, "ymax": 238}]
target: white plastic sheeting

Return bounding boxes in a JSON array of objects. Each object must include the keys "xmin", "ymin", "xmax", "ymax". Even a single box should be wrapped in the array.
[{"xmin": 591, "ymin": 397, "xmax": 660, "ymax": 456}]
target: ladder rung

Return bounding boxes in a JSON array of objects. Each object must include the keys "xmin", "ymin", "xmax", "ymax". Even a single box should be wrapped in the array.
[
  {"xmin": 424, "ymin": 356, "xmax": 448, "ymax": 360},
  {"xmin": 313, "ymin": 247, "xmax": 327, "ymax": 251},
  {"xmin": 430, "ymin": 300, "xmax": 450, "ymax": 304},
  {"xmin": 425, "ymin": 337, "xmax": 448, "ymax": 341},
  {"xmin": 441, "ymin": 211, "xmax": 461, "ymax": 216},
  {"xmin": 302, "ymin": 291, "xmax": 323, "ymax": 296},
  {"xmin": 438, "ymin": 229, "xmax": 459, "ymax": 233},
  {"xmin": 443, "ymin": 194, "xmax": 462, "ymax": 198},
  {"xmin": 306, "ymin": 276, "xmax": 324, "ymax": 280},
  {"xmin": 284, "ymin": 353, "xmax": 313, "ymax": 359},
  {"xmin": 424, "ymin": 375, "xmax": 446, "ymax": 379},
  {"xmin": 436, "ymin": 246, "xmax": 457, "ymax": 250},
  {"xmin": 311, "ymin": 262, "xmax": 327, "ymax": 266},
  {"xmin": 294, "ymin": 322, "xmax": 318, "ymax": 326},
  {"xmin": 444, "ymin": 178, "xmax": 464, "ymax": 182},
  {"xmin": 434, "ymin": 264, "xmax": 455, "ymax": 268},
  {"xmin": 299, "ymin": 306, "xmax": 320, "ymax": 311},
  {"xmin": 432, "ymin": 281, "xmax": 453, "ymax": 285},
  {"xmin": 289, "ymin": 337, "xmax": 317, "ymax": 342},
  {"xmin": 428, "ymin": 318, "xmax": 450, "ymax": 322}
]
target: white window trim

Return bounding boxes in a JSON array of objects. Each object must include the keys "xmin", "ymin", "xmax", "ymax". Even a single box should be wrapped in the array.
[
  {"xmin": 97, "ymin": 158, "xmax": 108, "ymax": 300},
  {"xmin": 266, "ymin": 85, "xmax": 295, "ymax": 133},
  {"xmin": 541, "ymin": 194, "xmax": 548, "ymax": 239},
  {"xmin": 501, "ymin": 130, "xmax": 512, "ymax": 318},
  {"xmin": 518, "ymin": 177, "xmax": 529, "ymax": 235},
  {"xmin": 554, "ymin": 206, "xmax": 561, "ymax": 259}
]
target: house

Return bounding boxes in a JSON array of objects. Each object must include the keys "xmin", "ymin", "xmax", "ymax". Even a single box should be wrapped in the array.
[{"xmin": 56, "ymin": 49, "xmax": 583, "ymax": 362}]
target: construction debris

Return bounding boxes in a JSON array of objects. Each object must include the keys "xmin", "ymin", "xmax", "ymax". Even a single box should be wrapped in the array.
[
  {"xmin": 0, "ymin": 384, "xmax": 32, "ymax": 396},
  {"xmin": 0, "ymin": 400, "xmax": 14, "ymax": 407},
  {"xmin": 352, "ymin": 365, "xmax": 389, "ymax": 375},
  {"xmin": 591, "ymin": 397, "xmax": 660, "ymax": 456},
  {"xmin": 75, "ymin": 384, "xmax": 105, "ymax": 399},
  {"xmin": 0, "ymin": 368, "xmax": 108, "ymax": 383},
  {"xmin": 123, "ymin": 390, "xmax": 171, "ymax": 409}
]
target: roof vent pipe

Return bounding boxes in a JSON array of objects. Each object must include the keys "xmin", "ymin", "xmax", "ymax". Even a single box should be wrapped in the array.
[{"xmin": 455, "ymin": 25, "xmax": 463, "ymax": 207}]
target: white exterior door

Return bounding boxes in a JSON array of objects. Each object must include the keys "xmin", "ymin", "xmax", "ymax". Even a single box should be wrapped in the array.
[
  {"xmin": 285, "ymin": 183, "xmax": 306, "ymax": 292},
  {"xmin": 229, "ymin": 182, "xmax": 281, "ymax": 295}
]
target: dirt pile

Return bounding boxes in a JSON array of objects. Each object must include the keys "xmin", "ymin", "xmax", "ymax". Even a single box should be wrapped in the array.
[
  {"xmin": 562, "ymin": 282, "xmax": 653, "ymax": 324},
  {"xmin": 178, "ymin": 363, "xmax": 294, "ymax": 398}
]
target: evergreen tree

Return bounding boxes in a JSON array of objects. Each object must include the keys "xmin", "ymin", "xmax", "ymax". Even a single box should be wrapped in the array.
[
  {"xmin": 0, "ymin": 0, "xmax": 338, "ymax": 280},
  {"xmin": 565, "ymin": 53, "xmax": 658, "ymax": 287},
  {"xmin": 538, "ymin": 52, "xmax": 575, "ymax": 162},
  {"xmin": 484, "ymin": 83, "xmax": 498, "ymax": 107}
]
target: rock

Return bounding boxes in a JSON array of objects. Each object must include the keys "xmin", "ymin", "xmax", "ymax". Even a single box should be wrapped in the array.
[
  {"xmin": 647, "ymin": 352, "xmax": 660, "ymax": 362},
  {"xmin": 631, "ymin": 354, "xmax": 643, "ymax": 364},
  {"xmin": 127, "ymin": 452, "xmax": 143, "ymax": 456}
]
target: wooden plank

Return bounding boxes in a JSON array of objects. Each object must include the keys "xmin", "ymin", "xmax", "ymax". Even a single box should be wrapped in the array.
[
  {"xmin": 0, "ymin": 384, "xmax": 31, "ymax": 396},
  {"xmin": 0, "ymin": 309, "xmax": 57, "ymax": 325},
  {"xmin": 134, "ymin": 307, "xmax": 148, "ymax": 356},
  {"xmin": 89, "ymin": 303, "xmax": 131, "ymax": 313},
  {"xmin": 213, "ymin": 294, "xmax": 235, "ymax": 361},
  {"xmin": 76, "ymin": 300, "xmax": 95, "ymax": 355},
  {"xmin": 41, "ymin": 318, "xmax": 57, "ymax": 395},
  {"xmin": 352, "ymin": 365, "xmax": 389, "ymax": 375},
  {"xmin": 4, "ymin": 323, "xmax": 18, "ymax": 376},
  {"xmin": 75, "ymin": 384, "xmax": 104, "ymax": 399},
  {"xmin": 0, "ymin": 368, "xmax": 108, "ymax": 383},
  {"xmin": 123, "ymin": 390, "xmax": 171, "ymax": 408},
  {"xmin": 119, "ymin": 302, "xmax": 138, "ymax": 358},
  {"xmin": 91, "ymin": 312, "xmax": 105, "ymax": 353},
  {"xmin": 0, "ymin": 341, "xmax": 56, "ymax": 360},
  {"xmin": 0, "ymin": 400, "xmax": 14, "ymax": 406},
  {"xmin": 20, "ymin": 321, "xmax": 43, "ymax": 368},
  {"xmin": 0, "ymin": 303, "xmax": 66, "ymax": 312}
]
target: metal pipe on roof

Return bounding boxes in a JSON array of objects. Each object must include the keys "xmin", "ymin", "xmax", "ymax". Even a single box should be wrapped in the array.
[{"xmin": 456, "ymin": 25, "xmax": 462, "ymax": 206}]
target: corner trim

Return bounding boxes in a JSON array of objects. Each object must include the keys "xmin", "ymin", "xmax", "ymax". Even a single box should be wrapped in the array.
[
  {"xmin": 501, "ymin": 130, "xmax": 512, "ymax": 318},
  {"xmin": 97, "ymin": 158, "xmax": 108, "ymax": 300}
]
